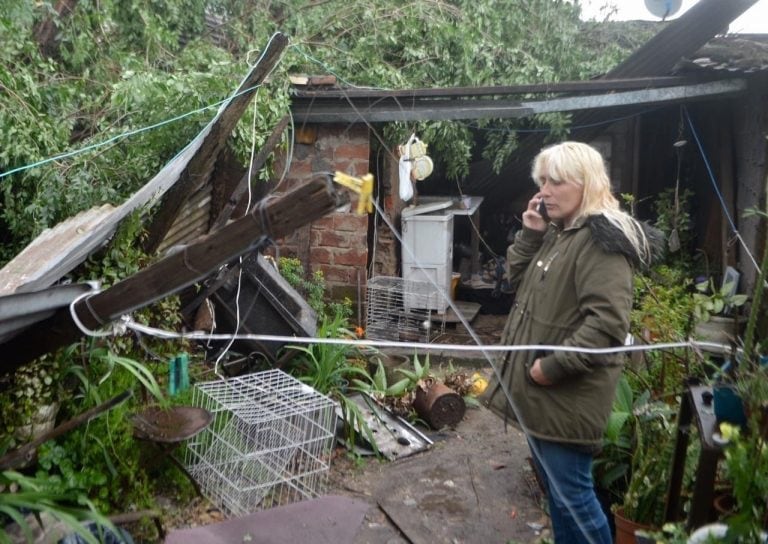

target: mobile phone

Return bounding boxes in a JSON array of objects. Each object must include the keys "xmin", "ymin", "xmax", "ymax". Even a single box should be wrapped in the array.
[{"xmin": 538, "ymin": 199, "xmax": 550, "ymax": 222}]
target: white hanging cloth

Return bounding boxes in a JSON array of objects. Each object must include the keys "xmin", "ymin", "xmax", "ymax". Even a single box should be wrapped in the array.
[{"xmin": 398, "ymin": 133, "xmax": 416, "ymax": 202}]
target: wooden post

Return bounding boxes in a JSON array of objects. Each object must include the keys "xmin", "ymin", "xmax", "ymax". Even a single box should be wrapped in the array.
[
  {"xmin": 144, "ymin": 32, "xmax": 289, "ymax": 253},
  {"xmin": 210, "ymin": 115, "xmax": 291, "ymax": 231},
  {"xmin": 1, "ymin": 178, "xmax": 345, "ymax": 376}
]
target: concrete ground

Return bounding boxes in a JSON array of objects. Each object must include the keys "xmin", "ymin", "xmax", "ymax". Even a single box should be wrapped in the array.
[{"xmin": 326, "ymin": 402, "xmax": 549, "ymax": 544}]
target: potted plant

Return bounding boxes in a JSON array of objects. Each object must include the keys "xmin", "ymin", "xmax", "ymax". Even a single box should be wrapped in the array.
[
  {"xmin": 692, "ymin": 277, "xmax": 747, "ymax": 348},
  {"xmin": 611, "ymin": 389, "xmax": 678, "ymax": 543}
]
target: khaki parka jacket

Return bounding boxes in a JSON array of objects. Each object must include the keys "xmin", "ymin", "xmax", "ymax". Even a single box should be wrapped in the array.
[{"xmin": 482, "ymin": 214, "xmax": 646, "ymax": 450}]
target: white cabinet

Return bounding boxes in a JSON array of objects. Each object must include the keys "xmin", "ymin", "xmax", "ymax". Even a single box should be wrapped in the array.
[
  {"xmin": 402, "ymin": 210, "xmax": 453, "ymax": 312},
  {"xmin": 400, "ymin": 196, "xmax": 483, "ymax": 314}
]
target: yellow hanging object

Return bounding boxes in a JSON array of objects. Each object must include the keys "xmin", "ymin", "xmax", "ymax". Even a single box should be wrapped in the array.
[{"xmin": 332, "ymin": 171, "xmax": 374, "ymax": 215}]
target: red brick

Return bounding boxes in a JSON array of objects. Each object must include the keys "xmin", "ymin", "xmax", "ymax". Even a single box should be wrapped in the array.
[
  {"xmin": 321, "ymin": 265, "xmax": 353, "ymax": 284},
  {"xmin": 313, "ymin": 216, "xmax": 334, "ymax": 230},
  {"xmin": 276, "ymin": 245, "xmax": 298, "ymax": 259},
  {"xmin": 332, "ymin": 159, "xmax": 354, "ymax": 174},
  {"xmin": 334, "ymin": 248, "xmax": 367, "ymax": 266},
  {"xmin": 335, "ymin": 143, "xmax": 369, "ymax": 161},
  {"xmin": 333, "ymin": 213, "xmax": 367, "ymax": 232},
  {"xmin": 349, "ymin": 161, "xmax": 371, "ymax": 178},
  {"xmin": 316, "ymin": 229, "xmax": 350, "ymax": 248},
  {"xmin": 286, "ymin": 160, "xmax": 313, "ymax": 177},
  {"xmin": 310, "ymin": 247, "xmax": 332, "ymax": 265}
]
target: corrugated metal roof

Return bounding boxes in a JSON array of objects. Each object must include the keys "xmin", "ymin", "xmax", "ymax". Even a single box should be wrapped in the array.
[
  {"xmin": 677, "ymin": 35, "xmax": 768, "ymax": 74},
  {"xmin": 606, "ymin": 0, "xmax": 760, "ymax": 78}
]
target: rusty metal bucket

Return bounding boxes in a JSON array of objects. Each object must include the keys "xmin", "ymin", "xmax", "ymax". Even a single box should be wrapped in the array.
[{"xmin": 413, "ymin": 379, "xmax": 466, "ymax": 430}]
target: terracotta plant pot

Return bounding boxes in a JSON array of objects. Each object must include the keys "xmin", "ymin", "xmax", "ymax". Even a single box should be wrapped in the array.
[{"xmin": 614, "ymin": 507, "xmax": 654, "ymax": 544}]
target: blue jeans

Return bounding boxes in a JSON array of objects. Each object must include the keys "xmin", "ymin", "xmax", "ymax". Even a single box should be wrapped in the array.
[{"xmin": 528, "ymin": 436, "xmax": 612, "ymax": 544}]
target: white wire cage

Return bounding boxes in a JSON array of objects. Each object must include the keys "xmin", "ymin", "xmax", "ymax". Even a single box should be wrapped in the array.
[
  {"xmin": 366, "ymin": 276, "xmax": 445, "ymax": 343},
  {"xmin": 183, "ymin": 369, "xmax": 336, "ymax": 517}
]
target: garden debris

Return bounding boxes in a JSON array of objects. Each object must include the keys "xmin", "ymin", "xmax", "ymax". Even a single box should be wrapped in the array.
[{"xmin": 342, "ymin": 393, "xmax": 432, "ymax": 461}]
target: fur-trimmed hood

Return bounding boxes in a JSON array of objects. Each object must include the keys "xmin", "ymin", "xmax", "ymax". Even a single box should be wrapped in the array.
[{"xmin": 585, "ymin": 214, "xmax": 665, "ymax": 270}]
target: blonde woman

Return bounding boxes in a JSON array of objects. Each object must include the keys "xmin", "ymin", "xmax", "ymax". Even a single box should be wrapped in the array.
[{"xmin": 482, "ymin": 141, "xmax": 660, "ymax": 543}]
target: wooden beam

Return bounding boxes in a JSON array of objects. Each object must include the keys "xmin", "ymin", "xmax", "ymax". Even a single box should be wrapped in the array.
[
  {"xmin": 292, "ymin": 76, "xmax": 704, "ymax": 99},
  {"xmin": 607, "ymin": 0, "xmax": 760, "ymax": 78},
  {"xmin": 144, "ymin": 32, "xmax": 289, "ymax": 253},
  {"xmin": 523, "ymin": 79, "xmax": 746, "ymax": 114},
  {"xmin": 292, "ymin": 79, "xmax": 745, "ymax": 124},
  {"xmin": 210, "ymin": 114, "xmax": 291, "ymax": 231},
  {"xmin": 1, "ymin": 178, "xmax": 345, "ymax": 376}
]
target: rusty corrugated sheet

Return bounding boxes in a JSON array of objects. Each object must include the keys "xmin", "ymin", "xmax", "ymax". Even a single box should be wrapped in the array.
[
  {"xmin": 0, "ymin": 205, "xmax": 116, "ymax": 295},
  {"xmin": 156, "ymin": 185, "xmax": 213, "ymax": 255}
]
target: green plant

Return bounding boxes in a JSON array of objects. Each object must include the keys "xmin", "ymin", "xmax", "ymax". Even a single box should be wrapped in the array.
[
  {"xmin": 278, "ymin": 257, "xmax": 326, "ymax": 315},
  {"xmin": 350, "ymin": 360, "xmax": 411, "ymax": 399},
  {"xmin": 652, "ymin": 187, "xmax": 696, "ymax": 270},
  {"xmin": 636, "ymin": 521, "xmax": 690, "ymax": 543},
  {"xmin": 0, "ymin": 354, "xmax": 62, "ymax": 447},
  {"xmin": 629, "ymin": 265, "xmax": 698, "ymax": 394},
  {"xmin": 692, "ymin": 278, "xmax": 748, "ymax": 324},
  {"xmin": 593, "ymin": 375, "xmax": 635, "ymax": 503},
  {"xmin": 394, "ymin": 353, "xmax": 432, "ymax": 390},
  {"xmin": 289, "ymin": 314, "xmax": 370, "ymax": 395},
  {"xmin": 287, "ymin": 313, "xmax": 380, "ymax": 454},
  {"xmin": 0, "ymin": 470, "xmax": 115, "ymax": 544},
  {"xmin": 618, "ymin": 395, "xmax": 677, "ymax": 528},
  {"xmin": 30, "ymin": 346, "xmax": 174, "ymax": 513},
  {"xmin": 718, "ymin": 420, "xmax": 768, "ymax": 540}
]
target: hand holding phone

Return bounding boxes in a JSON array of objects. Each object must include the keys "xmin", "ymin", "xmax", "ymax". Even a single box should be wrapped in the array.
[{"xmin": 537, "ymin": 199, "xmax": 550, "ymax": 222}]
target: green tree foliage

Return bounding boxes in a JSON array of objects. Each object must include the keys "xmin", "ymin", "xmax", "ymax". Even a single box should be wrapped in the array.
[{"xmin": 0, "ymin": 0, "xmax": 644, "ymax": 263}]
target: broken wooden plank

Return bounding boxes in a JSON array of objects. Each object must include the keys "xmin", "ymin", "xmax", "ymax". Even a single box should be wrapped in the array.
[
  {"xmin": 210, "ymin": 114, "xmax": 291, "ymax": 231},
  {"xmin": 144, "ymin": 32, "xmax": 289, "ymax": 253},
  {"xmin": 0, "ymin": 391, "xmax": 131, "ymax": 470},
  {"xmin": 1, "ymin": 177, "xmax": 346, "ymax": 376}
]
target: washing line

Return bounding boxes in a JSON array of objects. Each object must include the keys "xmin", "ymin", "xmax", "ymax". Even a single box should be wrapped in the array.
[
  {"xmin": 124, "ymin": 319, "xmax": 735, "ymax": 357},
  {"xmin": 0, "ymin": 32, "xmax": 286, "ymax": 182}
]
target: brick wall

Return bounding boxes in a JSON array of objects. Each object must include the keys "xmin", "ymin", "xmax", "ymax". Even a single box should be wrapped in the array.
[{"xmin": 275, "ymin": 124, "xmax": 370, "ymax": 304}]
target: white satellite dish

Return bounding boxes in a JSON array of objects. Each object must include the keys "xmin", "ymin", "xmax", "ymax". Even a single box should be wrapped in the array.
[{"xmin": 644, "ymin": 0, "xmax": 683, "ymax": 20}]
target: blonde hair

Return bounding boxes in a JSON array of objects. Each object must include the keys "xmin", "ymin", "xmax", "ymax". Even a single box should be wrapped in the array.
[{"xmin": 531, "ymin": 141, "xmax": 650, "ymax": 266}]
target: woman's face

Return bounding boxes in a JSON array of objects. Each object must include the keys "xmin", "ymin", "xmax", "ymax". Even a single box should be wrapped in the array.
[{"xmin": 538, "ymin": 176, "xmax": 584, "ymax": 228}]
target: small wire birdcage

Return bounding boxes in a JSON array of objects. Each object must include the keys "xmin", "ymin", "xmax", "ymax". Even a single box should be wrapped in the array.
[
  {"xmin": 366, "ymin": 276, "xmax": 445, "ymax": 343},
  {"xmin": 184, "ymin": 370, "xmax": 336, "ymax": 517}
]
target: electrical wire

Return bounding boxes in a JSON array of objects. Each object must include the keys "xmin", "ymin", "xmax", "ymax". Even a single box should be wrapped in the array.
[
  {"xmin": 211, "ymin": 33, "xmax": 292, "ymax": 377},
  {"xmin": 683, "ymin": 105, "xmax": 762, "ymax": 275}
]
